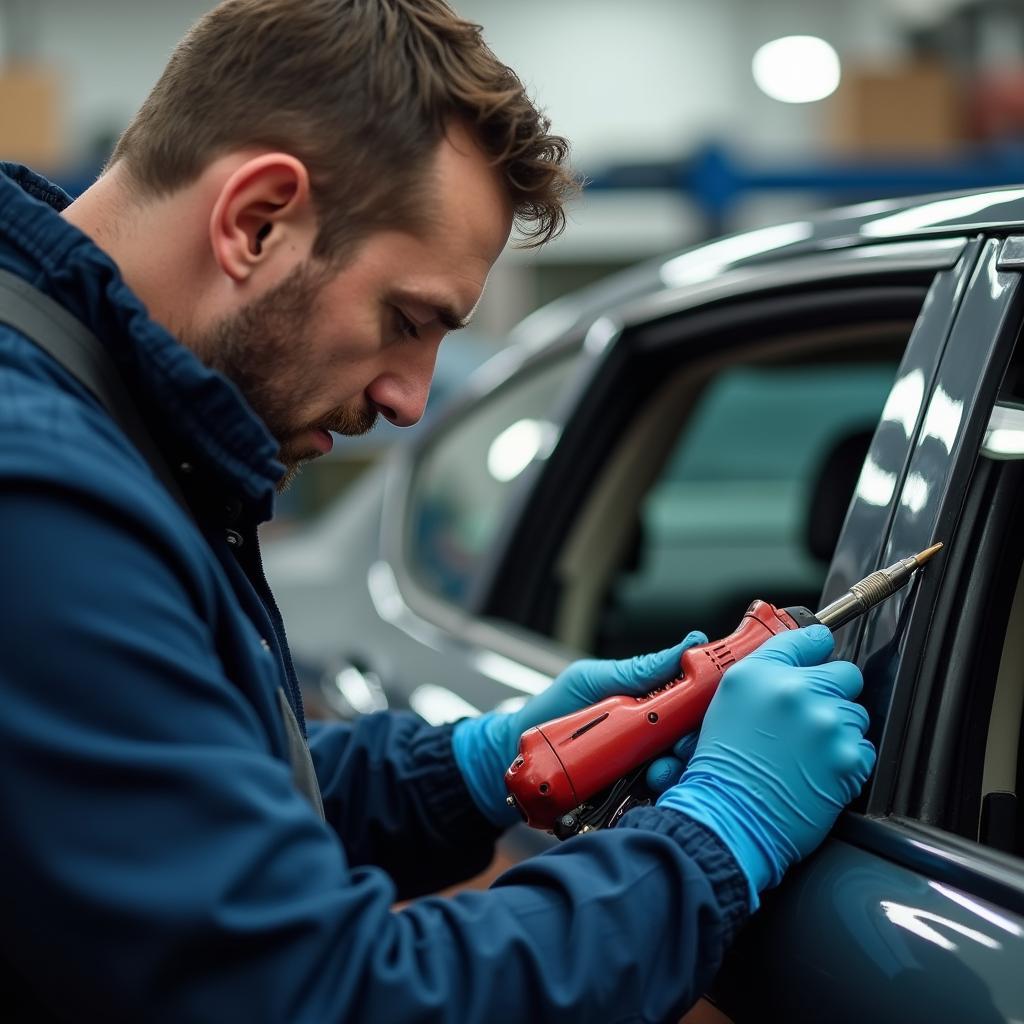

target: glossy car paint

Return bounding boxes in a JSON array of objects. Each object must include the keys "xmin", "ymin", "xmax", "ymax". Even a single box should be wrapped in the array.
[
  {"xmin": 718, "ymin": 820, "xmax": 1024, "ymax": 1023},
  {"xmin": 820, "ymin": 240, "xmax": 983, "ymax": 739}
]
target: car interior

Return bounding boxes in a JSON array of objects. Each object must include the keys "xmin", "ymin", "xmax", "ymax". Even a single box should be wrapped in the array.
[
  {"xmin": 547, "ymin": 318, "xmax": 915, "ymax": 658},
  {"xmin": 981, "ymin": 556, "xmax": 1024, "ymax": 856}
]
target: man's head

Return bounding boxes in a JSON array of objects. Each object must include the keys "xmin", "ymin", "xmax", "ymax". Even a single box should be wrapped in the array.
[{"xmin": 98, "ymin": 0, "xmax": 575, "ymax": 487}]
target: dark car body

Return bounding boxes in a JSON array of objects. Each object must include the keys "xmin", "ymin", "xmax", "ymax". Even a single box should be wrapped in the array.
[{"xmin": 265, "ymin": 187, "xmax": 1024, "ymax": 1021}]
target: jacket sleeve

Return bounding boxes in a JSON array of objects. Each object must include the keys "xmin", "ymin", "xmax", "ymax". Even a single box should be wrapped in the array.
[
  {"xmin": 0, "ymin": 475, "xmax": 749, "ymax": 1024},
  {"xmin": 305, "ymin": 715, "xmax": 502, "ymax": 896}
]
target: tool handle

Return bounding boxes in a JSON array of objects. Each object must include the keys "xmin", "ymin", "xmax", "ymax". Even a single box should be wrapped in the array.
[{"xmin": 505, "ymin": 600, "xmax": 801, "ymax": 830}]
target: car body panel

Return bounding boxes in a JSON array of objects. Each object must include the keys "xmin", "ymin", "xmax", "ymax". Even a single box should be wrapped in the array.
[{"xmin": 718, "ymin": 822, "xmax": 1024, "ymax": 1024}]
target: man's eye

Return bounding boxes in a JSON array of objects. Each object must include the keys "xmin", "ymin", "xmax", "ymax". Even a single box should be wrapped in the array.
[{"xmin": 395, "ymin": 309, "xmax": 420, "ymax": 339}]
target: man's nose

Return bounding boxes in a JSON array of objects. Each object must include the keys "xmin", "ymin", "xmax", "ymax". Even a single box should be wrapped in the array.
[{"xmin": 366, "ymin": 346, "xmax": 439, "ymax": 427}]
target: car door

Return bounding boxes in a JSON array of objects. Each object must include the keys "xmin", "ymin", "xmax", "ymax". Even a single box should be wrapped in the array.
[
  {"xmin": 369, "ymin": 238, "xmax": 968, "ymax": 731},
  {"xmin": 477, "ymin": 239, "xmax": 968, "ymax": 660},
  {"xmin": 712, "ymin": 238, "xmax": 1024, "ymax": 1023}
]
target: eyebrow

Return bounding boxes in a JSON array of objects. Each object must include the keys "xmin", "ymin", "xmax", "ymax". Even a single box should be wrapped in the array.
[{"xmin": 394, "ymin": 289, "xmax": 473, "ymax": 331}]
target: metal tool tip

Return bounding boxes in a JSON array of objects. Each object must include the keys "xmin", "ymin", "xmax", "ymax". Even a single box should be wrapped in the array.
[{"xmin": 913, "ymin": 542, "xmax": 943, "ymax": 566}]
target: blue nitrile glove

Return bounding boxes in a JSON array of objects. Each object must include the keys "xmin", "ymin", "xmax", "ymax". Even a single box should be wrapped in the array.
[
  {"xmin": 645, "ymin": 733, "xmax": 700, "ymax": 794},
  {"xmin": 657, "ymin": 625, "xmax": 875, "ymax": 910},
  {"xmin": 453, "ymin": 630, "xmax": 708, "ymax": 826}
]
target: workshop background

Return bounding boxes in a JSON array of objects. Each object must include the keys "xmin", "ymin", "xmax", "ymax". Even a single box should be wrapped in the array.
[{"xmin": 3, "ymin": 0, "xmax": 1024, "ymax": 520}]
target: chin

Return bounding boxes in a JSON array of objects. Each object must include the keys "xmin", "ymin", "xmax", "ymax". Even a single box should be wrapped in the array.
[
  {"xmin": 276, "ymin": 463, "xmax": 305, "ymax": 494},
  {"xmin": 275, "ymin": 450, "xmax": 320, "ymax": 494}
]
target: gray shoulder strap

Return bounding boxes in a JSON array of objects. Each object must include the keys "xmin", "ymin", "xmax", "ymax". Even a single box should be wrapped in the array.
[
  {"xmin": 277, "ymin": 687, "xmax": 327, "ymax": 820},
  {"xmin": 0, "ymin": 267, "xmax": 191, "ymax": 514}
]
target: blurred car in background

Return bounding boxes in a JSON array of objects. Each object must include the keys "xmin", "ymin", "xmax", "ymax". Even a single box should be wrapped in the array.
[{"xmin": 265, "ymin": 189, "xmax": 1024, "ymax": 1022}]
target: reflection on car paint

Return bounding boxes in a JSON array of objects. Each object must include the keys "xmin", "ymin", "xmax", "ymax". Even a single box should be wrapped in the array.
[
  {"xmin": 920, "ymin": 386, "xmax": 964, "ymax": 454},
  {"xmin": 880, "ymin": 368, "xmax": 926, "ymax": 439},
  {"xmin": 981, "ymin": 402, "xmax": 1024, "ymax": 460},
  {"xmin": 367, "ymin": 560, "xmax": 446, "ymax": 653},
  {"xmin": 930, "ymin": 882, "xmax": 1024, "ymax": 938},
  {"xmin": 470, "ymin": 650, "xmax": 551, "ymax": 696},
  {"xmin": 409, "ymin": 683, "xmax": 480, "ymax": 724},
  {"xmin": 846, "ymin": 238, "xmax": 968, "ymax": 262},
  {"xmin": 988, "ymin": 251, "xmax": 1015, "ymax": 299},
  {"xmin": 881, "ymin": 900, "xmax": 1002, "ymax": 952},
  {"xmin": 659, "ymin": 221, "xmax": 813, "ymax": 287},
  {"xmin": 862, "ymin": 190, "xmax": 1024, "ymax": 238},
  {"xmin": 330, "ymin": 666, "xmax": 389, "ymax": 716},
  {"xmin": 494, "ymin": 695, "xmax": 529, "ymax": 715},
  {"xmin": 855, "ymin": 455, "xmax": 898, "ymax": 508},
  {"xmin": 584, "ymin": 316, "xmax": 619, "ymax": 356},
  {"xmin": 486, "ymin": 419, "xmax": 560, "ymax": 483},
  {"xmin": 900, "ymin": 472, "xmax": 930, "ymax": 516},
  {"xmin": 367, "ymin": 560, "xmax": 406, "ymax": 623}
]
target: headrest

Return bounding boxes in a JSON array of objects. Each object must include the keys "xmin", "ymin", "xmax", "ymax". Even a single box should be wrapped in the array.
[{"xmin": 806, "ymin": 429, "xmax": 875, "ymax": 563}]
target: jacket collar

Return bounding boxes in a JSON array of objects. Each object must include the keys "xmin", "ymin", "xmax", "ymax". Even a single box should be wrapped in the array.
[{"xmin": 0, "ymin": 162, "xmax": 282, "ymax": 521}]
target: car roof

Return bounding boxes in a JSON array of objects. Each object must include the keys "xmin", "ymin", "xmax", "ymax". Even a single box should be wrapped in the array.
[{"xmin": 507, "ymin": 184, "xmax": 1024, "ymax": 354}]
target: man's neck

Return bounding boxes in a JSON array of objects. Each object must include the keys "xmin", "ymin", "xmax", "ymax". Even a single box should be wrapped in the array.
[{"xmin": 61, "ymin": 164, "xmax": 200, "ymax": 336}]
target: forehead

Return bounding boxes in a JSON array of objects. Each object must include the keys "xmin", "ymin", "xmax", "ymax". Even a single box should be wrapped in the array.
[
  {"xmin": 321, "ymin": 127, "xmax": 513, "ymax": 314},
  {"xmin": 429, "ymin": 121, "xmax": 514, "ymax": 262}
]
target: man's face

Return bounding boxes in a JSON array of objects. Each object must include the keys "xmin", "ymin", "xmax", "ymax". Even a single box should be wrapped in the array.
[{"xmin": 188, "ymin": 124, "xmax": 513, "ymax": 491}]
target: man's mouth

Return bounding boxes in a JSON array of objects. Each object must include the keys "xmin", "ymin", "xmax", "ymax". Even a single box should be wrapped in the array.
[{"xmin": 310, "ymin": 428, "xmax": 334, "ymax": 454}]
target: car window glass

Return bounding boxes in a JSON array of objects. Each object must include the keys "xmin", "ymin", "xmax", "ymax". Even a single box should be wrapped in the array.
[
  {"xmin": 533, "ymin": 317, "xmax": 915, "ymax": 660},
  {"xmin": 597, "ymin": 363, "xmax": 897, "ymax": 655},
  {"xmin": 405, "ymin": 354, "xmax": 580, "ymax": 607},
  {"xmin": 979, "ymin": 551, "xmax": 1024, "ymax": 857}
]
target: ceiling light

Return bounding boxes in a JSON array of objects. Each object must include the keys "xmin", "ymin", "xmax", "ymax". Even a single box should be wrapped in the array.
[{"xmin": 752, "ymin": 35, "xmax": 841, "ymax": 104}]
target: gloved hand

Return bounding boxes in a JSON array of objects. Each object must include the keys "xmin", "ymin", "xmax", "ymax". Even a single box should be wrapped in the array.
[
  {"xmin": 644, "ymin": 733, "xmax": 700, "ymax": 794},
  {"xmin": 656, "ymin": 625, "xmax": 875, "ymax": 910},
  {"xmin": 453, "ymin": 630, "xmax": 708, "ymax": 826}
]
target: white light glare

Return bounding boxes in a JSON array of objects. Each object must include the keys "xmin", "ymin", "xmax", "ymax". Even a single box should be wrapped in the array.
[
  {"xmin": 487, "ymin": 419, "xmax": 558, "ymax": 483},
  {"xmin": 409, "ymin": 684, "xmax": 480, "ymax": 725},
  {"xmin": 660, "ymin": 221, "xmax": 812, "ymax": 288},
  {"xmin": 752, "ymin": 36, "xmax": 841, "ymax": 104}
]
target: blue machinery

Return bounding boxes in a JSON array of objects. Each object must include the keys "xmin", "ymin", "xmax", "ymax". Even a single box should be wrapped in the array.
[{"xmin": 586, "ymin": 141, "xmax": 1024, "ymax": 234}]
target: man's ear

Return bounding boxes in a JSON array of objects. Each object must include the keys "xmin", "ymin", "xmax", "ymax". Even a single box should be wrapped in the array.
[{"xmin": 209, "ymin": 153, "xmax": 316, "ymax": 283}]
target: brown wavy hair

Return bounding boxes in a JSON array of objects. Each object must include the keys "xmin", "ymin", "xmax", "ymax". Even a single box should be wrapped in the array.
[{"xmin": 109, "ymin": 0, "xmax": 577, "ymax": 256}]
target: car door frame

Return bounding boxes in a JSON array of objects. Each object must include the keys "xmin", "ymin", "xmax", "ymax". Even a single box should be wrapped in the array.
[{"xmin": 716, "ymin": 236, "xmax": 1024, "ymax": 1023}]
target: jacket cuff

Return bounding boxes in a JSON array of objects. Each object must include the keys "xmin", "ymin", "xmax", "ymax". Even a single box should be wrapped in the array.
[
  {"xmin": 408, "ymin": 721, "xmax": 504, "ymax": 847},
  {"xmin": 617, "ymin": 805, "xmax": 751, "ymax": 946}
]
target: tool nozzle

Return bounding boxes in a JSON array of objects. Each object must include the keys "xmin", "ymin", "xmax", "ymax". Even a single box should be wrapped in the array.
[
  {"xmin": 814, "ymin": 540, "xmax": 943, "ymax": 631},
  {"xmin": 913, "ymin": 542, "xmax": 943, "ymax": 567}
]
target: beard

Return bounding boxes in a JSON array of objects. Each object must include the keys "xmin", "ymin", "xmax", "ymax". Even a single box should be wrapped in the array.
[{"xmin": 183, "ymin": 262, "xmax": 377, "ymax": 492}]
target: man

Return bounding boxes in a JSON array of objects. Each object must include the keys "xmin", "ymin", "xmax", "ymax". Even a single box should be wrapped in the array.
[{"xmin": 0, "ymin": 1, "xmax": 874, "ymax": 1021}]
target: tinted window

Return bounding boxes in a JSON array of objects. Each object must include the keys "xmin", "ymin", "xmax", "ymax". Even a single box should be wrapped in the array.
[
  {"xmin": 405, "ymin": 355, "xmax": 580, "ymax": 606},
  {"xmin": 599, "ymin": 363, "xmax": 896, "ymax": 654}
]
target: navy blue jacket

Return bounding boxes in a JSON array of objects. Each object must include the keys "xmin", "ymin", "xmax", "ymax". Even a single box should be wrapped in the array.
[{"xmin": 0, "ymin": 164, "xmax": 748, "ymax": 1023}]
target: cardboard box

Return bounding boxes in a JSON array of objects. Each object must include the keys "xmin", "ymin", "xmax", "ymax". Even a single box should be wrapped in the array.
[
  {"xmin": 0, "ymin": 63, "xmax": 65, "ymax": 171},
  {"xmin": 827, "ymin": 62, "xmax": 963, "ymax": 157}
]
